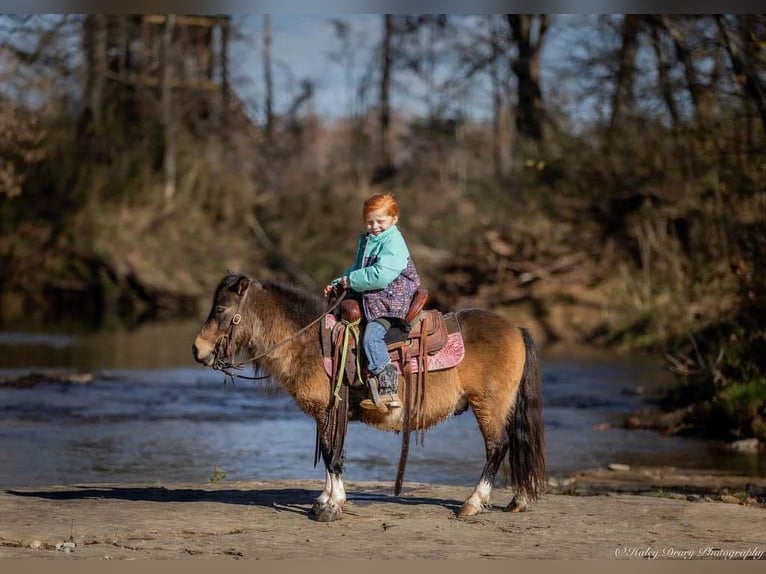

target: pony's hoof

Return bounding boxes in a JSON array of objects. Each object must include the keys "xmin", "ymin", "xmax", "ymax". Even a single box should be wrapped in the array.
[
  {"xmin": 310, "ymin": 501, "xmax": 323, "ymax": 516},
  {"xmin": 504, "ymin": 495, "xmax": 528, "ymax": 513},
  {"xmin": 456, "ymin": 502, "xmax": 482, "ymax": 517},
  {"xmin": 314, "ymin": 503, "xmax": 343, "ymax": 522}
]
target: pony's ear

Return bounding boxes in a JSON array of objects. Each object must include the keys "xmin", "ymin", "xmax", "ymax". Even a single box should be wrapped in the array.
[{"xmin": 233, "ymin": 275, "xmax": 250, "ymax": 296}]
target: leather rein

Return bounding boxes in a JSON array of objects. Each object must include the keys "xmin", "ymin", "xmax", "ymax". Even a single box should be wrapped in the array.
[{"xmin": 213, "ymin": 283, "xmax": 346, "ymax": 383}]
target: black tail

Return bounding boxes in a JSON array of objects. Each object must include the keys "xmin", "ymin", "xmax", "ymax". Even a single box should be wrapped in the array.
[{"xmin": 507, "ymin": 328, "xmax": 546, "ymax": 500}]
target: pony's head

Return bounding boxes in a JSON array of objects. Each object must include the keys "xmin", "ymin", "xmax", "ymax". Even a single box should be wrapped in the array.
[{"xmin": 192, "ymin": 272, "xmax": 254, "ymax": 367}]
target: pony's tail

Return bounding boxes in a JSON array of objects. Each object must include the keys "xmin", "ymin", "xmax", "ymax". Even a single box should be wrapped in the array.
[{"xmin": 507, "ymin": 328, "xmax": 546, "ymax": 500}]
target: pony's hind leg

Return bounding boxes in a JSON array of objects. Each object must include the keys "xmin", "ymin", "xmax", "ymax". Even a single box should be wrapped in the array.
[
  {"xmin": 458, "ymin": 437, "xmax": 509, "ymax": 517},
  {"xmin": 505, "ymin": 492, "xmax": 528, "ymax": 513}
]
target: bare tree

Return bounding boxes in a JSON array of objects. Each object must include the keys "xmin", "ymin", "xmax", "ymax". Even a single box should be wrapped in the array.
[
  {"xmin": 506, "ymin": 14, "xmax": 548, "ymax": 144},
  {"xmin": 648, "ymin": 22, "xmax": 680, "ymax": 127},
  {"xmin": 377, "ymin": 14, "xmax": 394, "ymax": 180},
  {"xmin": 489, "ymin": 16, "xmax": 511, "ymax": 178},
  {"xmin": 716, "ymin": 14, "xmax": 766, "ymax": 134},
  {"xmin": 160, "ymin": 14, "xmax": 177, "ymax": 204},
  {"xmin": 81, "ymin": 15, "xmax": 107, "ymax": 137},
  {"xmin": 263, "ymin": 14, "xmax": 274, "ymax": 140},
  {"xmin": 656, "ymin": 15, "xmax": 712, "ymax": 124},
  {"xmin": 609, "ymin": 14, "xmax": 640, "ymax": 130}
]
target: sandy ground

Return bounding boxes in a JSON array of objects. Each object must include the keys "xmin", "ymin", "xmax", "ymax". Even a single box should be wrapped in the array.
[{"xmin": 1, "ymin": 466, "xmax": 764, "ymax": 560}]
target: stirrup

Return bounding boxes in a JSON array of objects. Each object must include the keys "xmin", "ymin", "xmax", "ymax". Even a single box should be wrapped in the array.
[
  {"xmin": 360, "ymin": 378, "xmax": 389, "ymax": 413},
  {"xmin": 380, "ymin": 393, "xmax": 401, "ymax": 409},
  {"xmin": 360, "ymin": 392, "xmax": 401, "ymax": 411},
  {"xmin": 359, "ymin": 398, "xmax": 388, "ymax": 412}
]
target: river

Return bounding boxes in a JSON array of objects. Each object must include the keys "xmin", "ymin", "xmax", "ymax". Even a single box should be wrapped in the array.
[{"xmin": 0, "ymin": 320, "xmax": 762, "ymax": 488}]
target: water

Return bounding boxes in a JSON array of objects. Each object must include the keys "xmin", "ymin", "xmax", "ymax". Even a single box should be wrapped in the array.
[{"xmin": 0, "ymin": 321, "xmax": 762, "ymax": 488}]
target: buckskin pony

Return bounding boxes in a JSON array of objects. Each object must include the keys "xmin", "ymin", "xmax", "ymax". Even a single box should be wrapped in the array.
[{"xmin": 192, "ymin": 272, "xmax": 545, "ymax": 522}]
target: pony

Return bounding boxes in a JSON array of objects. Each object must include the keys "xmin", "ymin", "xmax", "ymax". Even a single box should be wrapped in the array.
[{"xmin": 192, "ymin": 272, "xmax": 545, "ymax": 522}]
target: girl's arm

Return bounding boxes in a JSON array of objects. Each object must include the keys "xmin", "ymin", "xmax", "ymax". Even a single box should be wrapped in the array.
[{"xmin": 348, "ymin": 232, "xmax": 408, "ymax": 291}]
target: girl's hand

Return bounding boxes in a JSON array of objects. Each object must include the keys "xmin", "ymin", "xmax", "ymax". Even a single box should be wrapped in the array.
[{"xmin": 324, "ymin": 277, "xmax": 349, "ymax": 299}]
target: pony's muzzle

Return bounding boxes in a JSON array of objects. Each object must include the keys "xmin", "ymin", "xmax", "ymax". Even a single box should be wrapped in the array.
[{"xmin": 192, "ymin": 337, "xmax": 215, "ymax": 367}]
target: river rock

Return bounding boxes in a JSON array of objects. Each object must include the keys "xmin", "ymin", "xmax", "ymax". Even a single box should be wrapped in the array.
[{"xmin": 728, "ymin": 438, "xmax": 760, "ymax": 453}]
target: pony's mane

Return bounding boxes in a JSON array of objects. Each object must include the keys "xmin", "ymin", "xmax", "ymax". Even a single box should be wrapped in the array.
[{"xmin": 260, "ymin": 279, "xmax": 325, "ymax": 317}]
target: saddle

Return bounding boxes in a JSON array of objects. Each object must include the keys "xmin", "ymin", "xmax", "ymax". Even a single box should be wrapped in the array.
[{"xmin": 319, "ymin": 290, "xmax": 461, "ymax": 390}]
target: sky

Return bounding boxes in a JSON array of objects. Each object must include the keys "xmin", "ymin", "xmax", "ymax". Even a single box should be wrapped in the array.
[
  {"xmin": 0, "ymin": 14, "xmax": 611, "ymax": 128},
  {"xmin": 231, "ymin": 15, "xmax": 382, "ymax": 120},
  {"xmin": 228, "ymin": 14, "xmax": 604, "ymax": 129}
]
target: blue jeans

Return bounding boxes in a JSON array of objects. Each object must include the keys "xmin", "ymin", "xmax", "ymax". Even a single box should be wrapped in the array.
[{"xmin": 363, "ymin": 319, "xmax": 391, "ymax": 374}]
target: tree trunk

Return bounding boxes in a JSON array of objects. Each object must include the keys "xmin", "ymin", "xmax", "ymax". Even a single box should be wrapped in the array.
[
  {"xmin": 376, "ymin": 14, "xmax": 395, "ymax": 181},
  {"xmin": 160, "ymin": 14, "xmax": 176, "ymax": 205},
  {"xmin": 136, "ymin": 16, "xmax": 149, "ymax": 120},
  {"xmin": 659, "ymin": 15, "xmax": 710, "ymax": 124},
  {"xmin": 220, "ymin": 18, "xmax": 230, "ymax": 126},
  {"xmin": 716, "ymin": 15, "xmax": 766, "ymax": 135},
  {"xmin": 489, "ymin": 17, "xmax": 509, "ymax": 179},
  {"xmin": 263, "ymin": 14, "xmax": 274, "ymax": 141},
  {"xmin": 507, "ymin": 14, "xmax": 547, "ymax": 144},
  {"xmin": 610, "ymin": 14, "xmax": 640, "ymax": 130},
  {"xmin": 81, "ymin": 14, "xmax": 108, "ymax": 135},
  {"xmin": 649, "ymin": 23, "xmax": 680, "ymax": 126}
]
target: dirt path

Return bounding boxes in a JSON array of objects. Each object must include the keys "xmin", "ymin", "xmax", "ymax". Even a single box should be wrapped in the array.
[{"xmin": 1, "ymin": 467, "xmax": 764, "ymax": 560}]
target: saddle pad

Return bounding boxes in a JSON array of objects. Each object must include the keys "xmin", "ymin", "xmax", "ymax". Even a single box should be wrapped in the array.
[{"xmin": 393, "ymin": 331, "xmax": 465, "ymax": 375}]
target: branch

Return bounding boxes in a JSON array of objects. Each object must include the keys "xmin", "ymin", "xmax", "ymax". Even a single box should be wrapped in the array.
[{"xmin": 244, "ymin": 212, "xmax": 317, "ymax": 290}]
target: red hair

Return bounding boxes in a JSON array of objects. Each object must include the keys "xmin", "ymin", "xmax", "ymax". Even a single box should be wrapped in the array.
[{"xmin": 362, "ymin": 193, "xmax": 399, "ymax": 220}]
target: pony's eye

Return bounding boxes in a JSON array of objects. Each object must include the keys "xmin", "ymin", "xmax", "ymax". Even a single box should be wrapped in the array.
[{"xmin": 215, "ymin": 306, "xmax": 226, "ymax": 314}]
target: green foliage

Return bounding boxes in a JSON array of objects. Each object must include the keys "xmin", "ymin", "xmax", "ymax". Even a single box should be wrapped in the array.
[
  {"xmin": 209, "ymin": 466, "xmax": 227, "ymax": 483},
  {"xmin": 720, "ymin": 381, "xmax": 766, "ymax": 422}
]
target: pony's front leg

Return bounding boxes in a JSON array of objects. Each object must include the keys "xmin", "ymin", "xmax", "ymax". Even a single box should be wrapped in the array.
[
  {"xmin": 312, "ymin": 469, "xmax": 333, "ymax": 513},
  {"xmin": 311, "ymin": 435, "xmax": 346, "ymax": 522},
  {"xmin": 312, "ymin": 469, "xmax": 346, "ymax": 518},
  {"xmin": 312, "ymin": 471, "xmax": 345, "ymax": 522}
]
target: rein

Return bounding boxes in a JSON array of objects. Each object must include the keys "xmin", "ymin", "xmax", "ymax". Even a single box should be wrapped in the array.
[{"xmin": 213, "ymin": 285, "xmax": 346, "ymax": 383}]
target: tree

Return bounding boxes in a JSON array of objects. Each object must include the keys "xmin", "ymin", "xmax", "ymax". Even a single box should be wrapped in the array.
[
  {"xmin": 506, "ymin": 14, "xmax": 548, "ymax": 144},
  {"xmin": 376, "ymin": 14, "xmax": 394, "ymax": 181},
  {"xmin": 80, "ymin": 15, "xmax": 107, "ymax": 138},
  {"xmin": 160, "ymin": 14, "xmax": 177, "ymax": 204},
  {"xmin": 609, "ymin": 14, "xmax": 640, "ymax": 130},
  {"xmin": 263, "ymin": 14, "xmax": 274, "ymax": 140},
  {"xmin": 716, "ymin": 14, "xmax": 766, "ymax": 134}
]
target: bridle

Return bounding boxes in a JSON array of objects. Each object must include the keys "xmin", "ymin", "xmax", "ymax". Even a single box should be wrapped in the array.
[{"xmin": 211, "ymin": 280, "xmax": 346, "ymax": 384}]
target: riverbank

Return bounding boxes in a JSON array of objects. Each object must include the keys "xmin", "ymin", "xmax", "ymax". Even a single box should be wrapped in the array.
[{"xmin": 1, "ymin": 466, "xmax": 764, "ymax": 560}]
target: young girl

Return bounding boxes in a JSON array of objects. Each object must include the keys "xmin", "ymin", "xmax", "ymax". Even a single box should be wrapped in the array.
[{"xmin": 324, "ymin": 193, "xmax": 421, "ymax": 411}]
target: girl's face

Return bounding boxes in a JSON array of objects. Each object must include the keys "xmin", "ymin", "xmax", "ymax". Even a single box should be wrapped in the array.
[{"xmin": 365, "ymin": 209, "xmax": 398, "ymax": 236}]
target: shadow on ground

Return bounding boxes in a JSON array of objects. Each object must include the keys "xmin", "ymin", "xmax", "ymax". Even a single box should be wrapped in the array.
[{"xmin": 4, "ymin": 485, "xmax": 464, "ymax": 519}]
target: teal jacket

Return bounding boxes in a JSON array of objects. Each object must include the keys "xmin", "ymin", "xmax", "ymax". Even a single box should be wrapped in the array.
[{"xmin": 333, "ymin": 225, "xmax": 421, "ymax": 320}]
